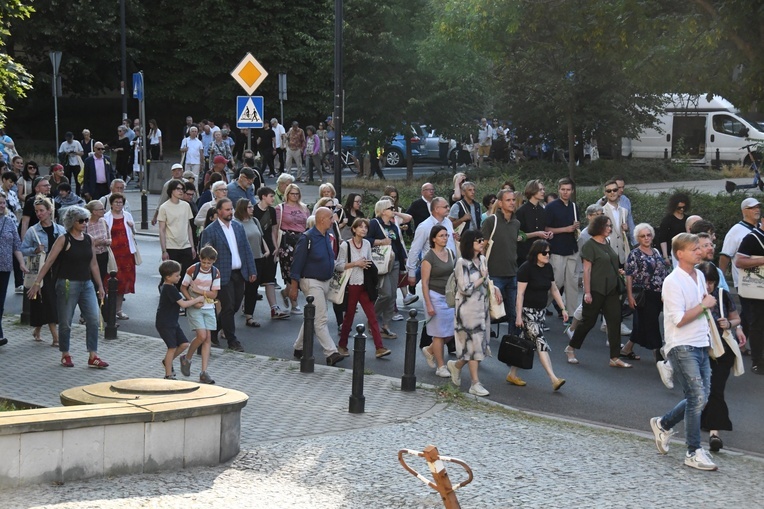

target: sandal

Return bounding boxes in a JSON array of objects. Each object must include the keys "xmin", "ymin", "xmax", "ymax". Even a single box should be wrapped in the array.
[
  {"xmin": 51, "ymin": 341, "xmax": 59, "ymax": 348},
  {"xmin": 116, "ymin": 312, "xmax": 129, "ymax": 320},
  {"xmin": 610, "ymin": 358, "xmax": 632, "ymax": 368},
  {"xmin": 619, "ymin": 351, "xmax": 641, "ymax": 360},
  {"xmin": 564, "ymin": 346, "xmax": 579, "ymax": 364},
  {"xmin": 245, "ymin": 318, "xmax": 261, "ymax": 328},
  {"xmin": 33, "ymin": 332, "xmax": 42, "ymax": 342}
]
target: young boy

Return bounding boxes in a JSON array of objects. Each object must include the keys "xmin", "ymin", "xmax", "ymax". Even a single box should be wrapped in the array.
[
  {"xmin": 156, "ymin": 260, "xmax": 204, "ymax": 379},
  {"xmin": 180, "ymin": 245, "xmax": 221, "ymax": 384}
]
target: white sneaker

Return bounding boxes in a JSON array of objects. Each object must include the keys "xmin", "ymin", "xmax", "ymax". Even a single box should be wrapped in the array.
[
  {"xmin": 685, "ymin": 448, "xmax": 717, "ymax": 471},
  {"xmin": 435, "ymin": 365, "xmax": 450, "ymax": 378},
  {"xmin": 15, "ymin": 285, "xmax": 24, "ymax": 294},
  {"xmin": 422, "ymin": 346, "xmax": 436, "ymax": 368},
  {"xmin": 600, "ymin": 322, "xmax": 608, "ymax": 333},
  {"xmin": 469, "ymin": 382, "xmax": 489, "ymax": 397},
  {"xmin": 650, "ymin": 417, "xmax": 674, "ymax": 454},
  {"xmin": 657, "ymin": 360, "xmax": 674, "ymax": 389},
  {"xmin": 391, "ymin": 313, "xmax": 404, "ymax": 321},
  {"xmin": 620, "ymin": 323, "xmax": 632, "ymax": 336},
  {"xmin": 403, "ymin": 294, "xmax": 419, "ymax": 306},
  {"xmin": 447, "ymin": 360, "xmax": 461, "ymax": 386},
  {"xmin": 564, "ymin": 326, "xmax": 574, "ymax": 340},
  {"xmin": 291, "ymin": 305, "xmax": 303, "ymax": 315}
]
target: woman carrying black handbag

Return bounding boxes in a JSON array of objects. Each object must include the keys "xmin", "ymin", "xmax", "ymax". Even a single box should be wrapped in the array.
[{"xmin": 510, "ymin": 239, "xmax": 567, "ymax": 391}]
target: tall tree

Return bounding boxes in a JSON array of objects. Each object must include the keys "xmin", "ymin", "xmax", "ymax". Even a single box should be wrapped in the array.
[{"xmin": 0, "ymin": 0, "xmax": 33, "ymax": 126}]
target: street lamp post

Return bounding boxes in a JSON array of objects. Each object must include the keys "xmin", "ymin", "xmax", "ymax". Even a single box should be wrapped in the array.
[
  {"xmin": 120, "ymin": 0, "xmax": 127, "ymax": 120},
  {"xmin": 332, "ymin": 0, "xmax": 343, "ymax": 198}
]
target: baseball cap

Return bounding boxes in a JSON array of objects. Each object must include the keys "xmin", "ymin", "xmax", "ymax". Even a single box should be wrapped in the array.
[
  {"xmin": 213, "ymin": 155, "xmax": 228, "ymax": 165},
  {"xmin": 183, "ymin": 171, "xmax": 195, "ymax": 179},
  {"xmin": 171, "ymin": 163, "xmax": 183, "ymax": 171},
  {"xmin": 741, "ymin": 197, "xmax": 761, "ymax": 209}
]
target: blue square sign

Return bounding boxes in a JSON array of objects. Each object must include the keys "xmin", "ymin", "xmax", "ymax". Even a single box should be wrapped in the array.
[{"xmin": 236, "ymin": 96, "xmax": 264, "ymax": 128}]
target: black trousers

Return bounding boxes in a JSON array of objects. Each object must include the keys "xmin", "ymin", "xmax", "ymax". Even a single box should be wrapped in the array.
[
  {"xmin": 261, "ymin": 150, "xmax": 275, "ymax": 176},
  {"xmin": 217, "ymin": 270, "xmax": 245, "ymax": 344},
  {"xmin": 276, "ymin": 148, "xmax": 285, "ymax": 173},
  {"xmin": 569, "ymin": 289, "xmax": 622, "ymax": 359},
  {"xmin": 65, "ymin": 164, "xmax": 81, "ymax": 195},
  {"xmin": 166, "ymin": 248, "xmax": 194, "ymax": 291}
]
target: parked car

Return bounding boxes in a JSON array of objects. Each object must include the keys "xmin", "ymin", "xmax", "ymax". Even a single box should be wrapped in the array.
[{"xmin": 383, "ymin": 126, "xmax": 424, "ymax": 166}]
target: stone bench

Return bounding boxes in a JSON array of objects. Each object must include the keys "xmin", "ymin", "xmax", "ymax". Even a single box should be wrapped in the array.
[{"xmin": 0, "ymin": 378, "xmax": 248, "ymax": 487}]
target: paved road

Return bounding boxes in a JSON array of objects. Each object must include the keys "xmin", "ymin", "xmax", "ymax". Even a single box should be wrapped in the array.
[{"xmin": 10, "ymin": 233, "xmax": 763, "ymax": 456}]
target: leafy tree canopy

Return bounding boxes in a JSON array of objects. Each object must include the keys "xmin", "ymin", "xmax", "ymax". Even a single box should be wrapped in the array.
[{"xmin": 0, "ymin": 0, "xmax": 33, "ymax": 127}]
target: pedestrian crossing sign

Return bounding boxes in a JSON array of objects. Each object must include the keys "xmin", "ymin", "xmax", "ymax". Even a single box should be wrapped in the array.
[{"xmin": 236, "ymin": 96, "xmax": 264, "ymax": 128}]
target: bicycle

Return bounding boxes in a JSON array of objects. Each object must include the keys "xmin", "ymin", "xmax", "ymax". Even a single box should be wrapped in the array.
[
  {"xmin": 321, "ymin": 148, "xmax": 360, "ymax": 175},
  {"xmin": 725, "ymin": 143, "xmax": 763, "ymax": 193}
]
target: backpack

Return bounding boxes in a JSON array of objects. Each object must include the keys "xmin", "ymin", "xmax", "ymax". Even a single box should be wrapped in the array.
[{"xmin": 191, "ymin": 262, "xmax": 219, "ymax": 290}]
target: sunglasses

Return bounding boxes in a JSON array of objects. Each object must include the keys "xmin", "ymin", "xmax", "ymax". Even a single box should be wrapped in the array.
[
  {"xmin": 605, "ymin": 188, "xmax": 618, "ymax": 193},
  {"xmin": 77, "ymin": 218, "xmax": 88, "ymax": 224},
  {"xmin": 676, "ymin": 206, "xmax": 686, "ymax": 210},
  {"xmin": 95, "ymin": 148, "xmax": 104, "ymax": 151},
  {"xmin": 387, "ymin": 206, "xmax": 395, "ymax": 211},
  {"xmin": 475, "ymin": 239, "xmax": 485, "ymax": 243},
  {"xmin": 541, "ymin": 251, "xmax": 551, "ymax": 255}
]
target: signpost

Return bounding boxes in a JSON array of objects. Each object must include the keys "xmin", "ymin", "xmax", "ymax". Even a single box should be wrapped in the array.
[
  {"xmin": 50, "ymin": 51, "xmax": 62, "ymax": 154},
  {"xmin": 231, "ymin": 53, "xmax": 269, "ymax": 160},
  {"xmin": 133, "ymin": 71, "xmax": 148, "ymax": 230},
  {"xmin": 236, "ymin": 96, "xmax": 264, "ymax": 129},
  {"xmin": 279, "ymin": 73, "xmax": 287, "ymax": 126}
]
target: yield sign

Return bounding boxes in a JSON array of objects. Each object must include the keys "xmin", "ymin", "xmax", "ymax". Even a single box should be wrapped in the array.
[{"xmin": 231, "ymin": 53, "xmax": 268, "ymax": 95}]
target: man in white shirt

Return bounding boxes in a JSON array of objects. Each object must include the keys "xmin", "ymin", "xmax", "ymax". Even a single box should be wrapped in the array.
[
  {"xmin": 476, "ymin": 118, "xmax": 493, "ymax": 167},
  {"xmin": 407, "ymin": 197, "xmax": 456, "ymax": 286},
  {"xmin": 180, "ymin": 126, "xmax": 204, "ymax": 178},
  {"xmin": 271, "ymin": 118, "xmax": 286, "ymax": 174},
  {"xmin": 650, "ymin": 233, "xmax": 717, "ymax": 471},
  {"xmin": 58, "ymin": 132, "xmax": 84, "ymax": 195}
]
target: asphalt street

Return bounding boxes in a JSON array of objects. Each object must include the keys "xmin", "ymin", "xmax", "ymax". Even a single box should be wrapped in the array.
[{"xmin": 9, "ymin": 232, "xmax": 764, "ymax": 457}]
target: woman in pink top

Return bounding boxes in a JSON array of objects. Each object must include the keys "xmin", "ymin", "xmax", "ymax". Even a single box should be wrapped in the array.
[{"xmin": 275, "ymin": 183, "xmax": 310, "ymax": 314}]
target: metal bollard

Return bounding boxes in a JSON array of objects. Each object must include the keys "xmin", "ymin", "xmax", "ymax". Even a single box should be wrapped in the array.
[
  {"xmin": 715, "ymin": 148, "xmax": 721, "ymax": 170},
  {"xmin": 104, "ymin": 271, "xmax": 119, "ymax": 339},
  {"xmin": 140, "ymin": 190, "xmax": 149, "ymax": 230},
  {"xmin": 401, "ymin": 309, "xmax": 418, "ymax": 391},
  {"xmin": 398, "ymin": 444, "xmax": 474, "ymax": 509},
  {"xmin": 664, "ymin": 148, "xmax": 668, "ymax": 159},
  {"xmin": 300, "ymin": 295, "xmax": 315, "ymax": 373},
  {"xmin": 349, "ymin": 324, "xmax": 366, "ymax": 413}
]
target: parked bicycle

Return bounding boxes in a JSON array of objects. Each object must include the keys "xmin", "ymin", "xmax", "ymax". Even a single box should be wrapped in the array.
[{"xmin": 321, "ymin": 148, "xmax": 360, "ymax": 175}]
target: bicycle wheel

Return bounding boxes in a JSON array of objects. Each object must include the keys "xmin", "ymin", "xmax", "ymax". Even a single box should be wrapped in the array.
[
  {"xmin": 321, "ymin": 152, "xmax": 334, "ymax": 175},
  {"xmin": 345, "ymin": 151, "xmax": 361, "ymax": 174}
]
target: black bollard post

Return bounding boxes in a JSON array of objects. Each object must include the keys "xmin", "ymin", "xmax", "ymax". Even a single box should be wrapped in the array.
[
  {"xmin": 401, "ymin": 309, "xmax": 418, "ymax": 391},
  {"xmin": 300, "ymin": 295, "xmax": 315, "ymax": 373},
  {"xmin": 715, "ymin": 148, "xmax": 721, "ymax": 170},
  {"xmin": 104, "ymin": 271, "xmax": 119, "ymax": 340},
  {"xmin": 664, "ymin": 148, "xmax": 668, "ymax": 160},
  {"xmin": 140, "ymin": 190, "xmax": 149, "ymax": 230},
  {"xmin": 349, "ymin": 324, "xmax": 366, "ymax": 413},
  {"xmin": 20, "ymin": 291, "xmax": 30, "ymax": 325}
]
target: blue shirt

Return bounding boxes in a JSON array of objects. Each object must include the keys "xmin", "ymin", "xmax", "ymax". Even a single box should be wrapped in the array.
[
  {"xmin": 226, "ymin": 180, "xmax": 257, "ymax": 207},
  {"xmin": 201, "ymin": 131, "xmax": 214, "ymax": 156},
  {"xmin": 545, "ymin": 199, "xmax": 579, "ymax": 256},
  {"xmin": 290, "ymin": 227, "xmax": 336, "ymax": 282}
]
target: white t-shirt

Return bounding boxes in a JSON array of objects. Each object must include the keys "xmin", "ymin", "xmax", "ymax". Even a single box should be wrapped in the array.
[
  {"xmin": 721, "ymin": 221, "xmax": 756, "ymax": 287},
  {"xmin": 182, "ymin": 137, "xmax": 203, "ymax": 165},
  {"xmin": 158, "ymin": 200, "xmax": 193, "ymax": 250},
  {"xmin": 273, "ymin": 124, "xmax": 286, "ymax": 149},
  {"xmin": 662, "ymin": 267, "xmax": 710, "ymax": 355},
  {"xmin": 150, "ymin": 129, "xmax": 162, "ymax": 145},
  {"xmin": 182, "ymin": 265, "xmax": 221, "ymax": 310},
  {"xmin": 58, "ymin": 140, "xmax": 83, "ymax": 166}
]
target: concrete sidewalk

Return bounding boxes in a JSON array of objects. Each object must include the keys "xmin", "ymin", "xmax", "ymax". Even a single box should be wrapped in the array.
[{"xmin": 1, "ymin": 317, "xmax": 763, "ymax": 508}]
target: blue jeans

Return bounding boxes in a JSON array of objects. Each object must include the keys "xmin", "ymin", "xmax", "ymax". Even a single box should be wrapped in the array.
[
  {"xmin": 660, "ymin": 345, "xmax": 711, "ymax": 453},
  {"xmin": 490, "ymin": 275, "xmax": 517, "ymax": 336},
  {"xmin": 56, "ymin": 279, "xmax": 100, "ymax": 354}
]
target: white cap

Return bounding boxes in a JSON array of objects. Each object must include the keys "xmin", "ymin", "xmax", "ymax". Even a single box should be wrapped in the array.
[
  {"xmin": 171, "ymin": 163, "xmax": 183, "ymax": 171},
  {"xmin": 741, "ymin": 197, "xmax": 761, "ymax": 210}
]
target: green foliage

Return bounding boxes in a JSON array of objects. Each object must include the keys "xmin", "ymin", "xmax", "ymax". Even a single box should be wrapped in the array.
[{"xmin": 0, "ymin": 0, "xmax": 34, "ymax": 126}]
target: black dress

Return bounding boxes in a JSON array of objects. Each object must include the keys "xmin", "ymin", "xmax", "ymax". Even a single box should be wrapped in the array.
[{"xmin": 30, "ymin": 225, "xmax": 59, "ymax": 327}]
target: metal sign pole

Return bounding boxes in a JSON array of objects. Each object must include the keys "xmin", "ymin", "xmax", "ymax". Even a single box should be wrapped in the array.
[
  {"xmin": 50, "ymin": 51, "xmax": 62, "ymax": 154},
  {"xmin": 139, "ymin": 71, "xmax": 149, "ymax": 230}
]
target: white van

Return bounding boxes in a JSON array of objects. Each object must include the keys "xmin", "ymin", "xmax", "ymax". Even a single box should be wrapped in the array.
[{"xmin": 622, "ymin": 94, "xmax": 764, "ymax": 166}]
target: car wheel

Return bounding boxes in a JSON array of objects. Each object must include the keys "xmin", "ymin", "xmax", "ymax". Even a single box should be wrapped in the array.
[{"xmin": 385, "ymin": 148, "xmax": 403, "ymax": 167}]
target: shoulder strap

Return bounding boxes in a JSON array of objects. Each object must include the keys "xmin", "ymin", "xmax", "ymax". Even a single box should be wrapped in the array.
[
  {"xmin": 277, "ymin": 203, "xmax": 284, "ymax": 231},
  {"xmin": 718, "ymin": 287, "xmax": 725, "ymax": 318},
  {"xmin": 749, "ymin": 229, "xmax": 764, "ymax": 251},
  {"xmin": 488, "ymin": 214, "xmax": 498, "ymax": 242},
  {"xmin": 191, "ymin": 262, "xmax": 201, "ymax": 281},
  {"xmin": 31, "ymin": 225, "xmax": 42, "ymax": 245}
]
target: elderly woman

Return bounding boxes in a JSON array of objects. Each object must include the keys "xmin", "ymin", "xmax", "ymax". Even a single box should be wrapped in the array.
[
  {"xmin": 276, "ymin": 183, "xmax": 310, "ymax": 313},
  {"xmin": 0, "ymin": 191, "xmax": 27, "ymax": 347},
  {"xmin": 511, "ymin": 239, "xmax": 567, "ymax": 391},
  {"xmin": 209, "ymin": 130, "xmax": 234, "ymax": 176},
  {"xmin": 382, "ymin": 189, "xmax": 415, "ymax": 315},
  {"xmin": 84, "ymin": 200, "xmax": 111, "ymax": 286},
  {"xmin": 275, "ymin": 173, "xmax": 295, "ymax": 204},
  {"xmin": 233, "ymin": 198, "xmax": 267, "ymax": 328},
  {"xmin": 197, "ymin": 172, "xmax": 223, "ymax": 208},
  {"xmin": 447, "ymin": 229, "xmax": 500, "ymax": 397},
  {"xmin": 27, "ymin": 206, "xmax": 108, "ymax": 368},
  {"xmin": 195, "ymin": 181, "xmax": 228, "ymax": 227},
  {"xmin": 105, "ymin": 193, "xmax": 137, "ymax": 320},
  {"xmin": 697, "ymin": 262, "xmax": 746, "ymax": 453},
  {"xmin": 566, "ymin": 214, "xmax": 631, "ymax": 368},
  {"xmin": 367, "ymin": 198, "xmax": 408, "ymax": 339},
  {"xmin": 22, "ymin": 197, "xmax": 64, "ymax": 346},
  {"xmin": 624, "ymin": 222, "xmax": 670, "ymax": 361}
]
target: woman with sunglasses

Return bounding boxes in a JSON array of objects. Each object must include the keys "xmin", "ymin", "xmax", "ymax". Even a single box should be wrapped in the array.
[
  {"xmin": 447, "ymin": 229, "xmax": 500, "ymax": 397},
  {"xmin": 367, "ymin": 199, "xmax": 408, "ymax": 338},
  {"xmin": 27, "ymin": 206, "xmax": 109, "ymax": 369},
  {"xmin": 510, "ymin": 239, "xmax": 566, "ymax": 390},
  {"xmin": 19, "ymin": 161, "xmax": 39, "ymax": 203},
  {"xmin": 342, "ymin": 193, "xmax": 364, "ymax": 240},
  {"xmin": 657, "ymin": 192, "xmax": 690, "ymax": 264},
  {"xmin": 565, "ymin": 214, "xmax": 631, "ymax": 368},
  {"xmin": 276, "ymin": 183, "xmax": 310, "ymax": 314}
]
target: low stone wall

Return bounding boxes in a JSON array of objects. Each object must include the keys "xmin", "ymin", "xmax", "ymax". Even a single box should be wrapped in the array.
[{"xmin": 0, "ymin": 379, "xmax": 248, "ymax": 487}]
